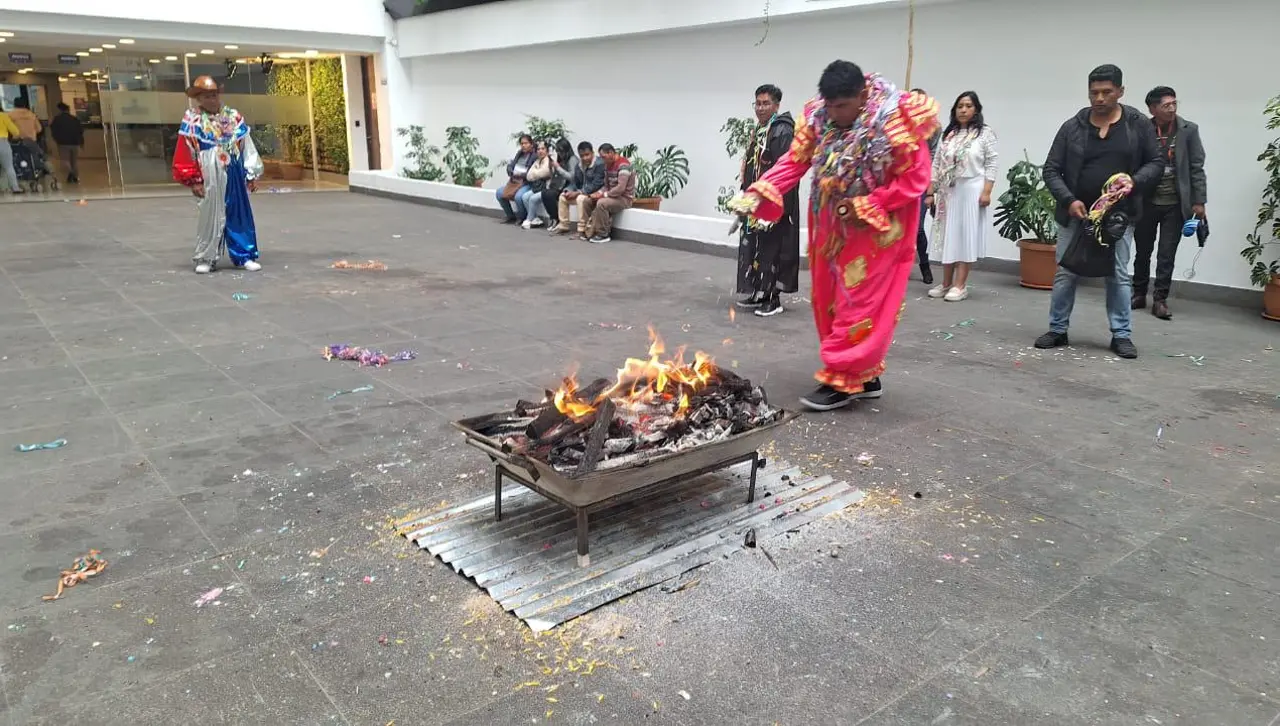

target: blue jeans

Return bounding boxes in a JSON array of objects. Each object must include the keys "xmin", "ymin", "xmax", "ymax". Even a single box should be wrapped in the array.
[
  {"xmin": 518, "ymin": 187, "xmax": 546, "ymax": 221},
  {"xmin": 497, "ymin": 184, "xmax": 532, "ymax": 220},
  {"xmin": 1049, "ymin": 220, "xmax": 1133, "ymax": 339}
]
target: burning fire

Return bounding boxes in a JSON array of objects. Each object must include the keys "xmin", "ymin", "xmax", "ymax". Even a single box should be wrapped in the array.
[{"xmin": 553, "ymin": 327, "xmax": 716, "ymax": 421}]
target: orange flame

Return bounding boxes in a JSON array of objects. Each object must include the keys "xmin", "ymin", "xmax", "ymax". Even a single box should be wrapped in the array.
[{"xmin": 552, "ymin": 327, "xmax": 716, "ymax": 421}]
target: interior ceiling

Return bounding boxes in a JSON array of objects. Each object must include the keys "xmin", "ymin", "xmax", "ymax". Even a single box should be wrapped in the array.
[{"xmin": 0, "ymin": 30, "xmax": 338, "ymax": 73}]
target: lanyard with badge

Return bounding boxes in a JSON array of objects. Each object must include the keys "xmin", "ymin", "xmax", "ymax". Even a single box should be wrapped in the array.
[{"xmin": 1156, "ymin": 121, "xmax": 1175, "ymax": 176}]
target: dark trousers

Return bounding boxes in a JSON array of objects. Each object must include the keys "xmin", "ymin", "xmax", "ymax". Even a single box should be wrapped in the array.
[
  {"xmin": 916, "ymin": 194, "xmax": 930, "ymax": 267},
  {"xmin": 1133, "ymin": 203, "xmax": 1182, "ymax": 301},
  {"xmin": 541, "ymin": 189, "xmax": 561, "ymax": 223}
]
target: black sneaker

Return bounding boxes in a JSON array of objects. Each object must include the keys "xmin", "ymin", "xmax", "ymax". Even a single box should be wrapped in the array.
[
  {"xmin": 754, "ymin": 297, "xmax": 783, "ymax": 317},
  {"xmin": 800, "ymin": 384, "xmax": 853, "ymax": 412},
  {"xmin": 589, "ymin": 234, "xmax": 611, "ymax": 244},
  {"xmin": 851, "ymin": 377, "xmax": 883, "ymax": 399},
  {"xmin": 1110, "ymin": 336, "xmax": 1138, "ymax": 359},
  {"xmin": 1034, "ymin": 331, "xmax": 1069, "ymax": 349},
  {"xmin": 736, "ymin": 292, "xmax": 764, "ymax": 309},
  {"xmin": 921, "ymin": 264, "xmax": 934, "ymax": 286}
]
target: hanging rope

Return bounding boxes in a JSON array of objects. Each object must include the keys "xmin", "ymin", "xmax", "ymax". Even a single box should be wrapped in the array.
[
  {"xmin": 904, "ymin": 0, "xmax": 916, "ymax": 88},
  {"xmin": 755, "ymin": 0, "xmax": 771, "ymax": 46}
]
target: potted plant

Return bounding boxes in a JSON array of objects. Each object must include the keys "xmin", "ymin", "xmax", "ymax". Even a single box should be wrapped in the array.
[
  {"xmin": 396, "ymin": 125, "xmax": 446, "ymax": 181},
  {"xmin": 619, "ymin": 144, "xmax": 690, "ymax": 212},
  {"xmin": 443, "ymin": 125, "xmax": 490, "ymax": 187},
  {"xmin": 512, "ymin": 115, "xmax": 571, "ymax": 144},
  {"xmin": 1243, "ymin": 94, "xmax": 1280, "ymax": 321},
  {"xmin": 276, "ymin": 126, "xmax": 305, "ymax": 181},
  {"xmin": 715, "ymin": 117, "xmax": 756, "ymax": 213},
  {"xmin": 994, "ymin": 151, "xmax": 1059, "ymax": 290}
]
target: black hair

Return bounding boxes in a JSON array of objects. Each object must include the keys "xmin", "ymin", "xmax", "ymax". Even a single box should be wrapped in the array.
[
  {"xmin": 942, "ymin": 91, "xmax": 985, "ymax": 138},
  {"xmin": 13, "ymin": 97, "xmax": 29, "ymax": 109},
  {"xmin": 517, "ymin": 133, "xmax": 533, "ymax": 145},
  {"xmin": 1145, "ymin": 86, "xmax": 1176, "ymax": 107},
  {"xmin": 910, "ymin": 88, "xmax": 926, "ymax": 95},
  {"xmin": 598, "ymin": 143, "xmax": 616, "ymax": 154},
  {"xmin": 817, "ymin": 60, "xmax": 866, "ymax": 101},
  {"xmin": 57, "ymin": 102, "xmax": 70, "ymax": 112},
  {"xmin": 555, "ymin": 137, "xmax": 573, "ymax": 159},
  {"xmin": 1088, "ymin": 64, "xmax": 1123, "ymax": 88},
  {"xmin": 577, "ymin": 141, "xmax": 594, "ymax": 153},
  {"xmin": 754, "ymin": 84, "xmax": 782, "ymax": 104}
]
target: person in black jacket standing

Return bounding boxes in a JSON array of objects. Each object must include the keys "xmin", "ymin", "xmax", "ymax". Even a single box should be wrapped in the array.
[
  {"xmin": 1131, "ymin": 86, "xmax": 1207, "ymax": 321},
  {"xmin": 735, "ymin": 84, "xmax": 800, "ymax": 318},
  {"xmin": 1035, "ymin": 64, "xmax": 1164, "ymax": 359},
  {"xmin": 49, "ymin": 103, "xmax": 83, "ymax": 184}
]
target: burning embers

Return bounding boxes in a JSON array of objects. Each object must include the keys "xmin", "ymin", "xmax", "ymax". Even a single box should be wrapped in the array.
[{"xmin": 469, "ymin": 328, "xmax": 781, "ymax": 476}]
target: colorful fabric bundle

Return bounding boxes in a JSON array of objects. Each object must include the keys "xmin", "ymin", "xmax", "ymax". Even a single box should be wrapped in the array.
[
  {"xmin": 324, "ymin": 344, "xmax": 417, "ymax": 367},
  {"xmin": 42, "ymin": 549, "xmax": 108, "ymax": 601}
]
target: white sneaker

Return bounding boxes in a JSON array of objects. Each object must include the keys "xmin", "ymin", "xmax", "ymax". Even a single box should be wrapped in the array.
[
  {"xmin": 521, "ymin": 220, "xmax": 532, "ymax": 230},
  {"xmin": 194, "ymin": 263, "xmax": 211, "ymax": 274},
  {"xmin": 927, "ymin": 284, "xmax": 947, "ymax": 299},
  {"xmin": 241, "ymin": 260, "xmax": 262, "ymax": 272},
  {"xmin": 530, "ymin": 218, "xmax": 545, "ymax": 228},
  {"xmin": 944, "ymin": 286, "xmax": 969, "ymax": 302}
]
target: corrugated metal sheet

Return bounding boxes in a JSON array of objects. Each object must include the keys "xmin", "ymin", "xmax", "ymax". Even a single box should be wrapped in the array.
[{"xmin": 398, "ymin": 461, "xmax": 863, "ymax": 631}]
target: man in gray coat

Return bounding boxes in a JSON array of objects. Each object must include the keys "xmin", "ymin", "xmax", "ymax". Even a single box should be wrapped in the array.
[{"xmin": 1131, "ymin": 86, "xmax": 1207, "ymax": 320}]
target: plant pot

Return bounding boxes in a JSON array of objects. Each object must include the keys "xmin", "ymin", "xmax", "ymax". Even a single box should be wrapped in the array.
[
  {"xmin": 473, "ymin": 180, "xmax": 484, "ymax": 188},
  {"xmin": 1264, "ymin": 275, "xmax": 1280, "ymax": 322},
  {"xmin": 261, "ymin": 160, "xmax": 282, "ymax": 180},
  {"xmin": 278, "ymin": 161, "xmax": 304, "ymax": 181},
  {"xmin": 632, "ymin": 197, "xmax": 661, "ymax": 212},
  {"xmin": 1016, "ymin": 239, "xmax": 1057, "ymax": 290}
]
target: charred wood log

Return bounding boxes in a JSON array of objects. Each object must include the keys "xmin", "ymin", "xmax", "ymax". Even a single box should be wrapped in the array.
[{"xmin": 573, "ymin": 398, "xmax": 616, "ymax": 477}]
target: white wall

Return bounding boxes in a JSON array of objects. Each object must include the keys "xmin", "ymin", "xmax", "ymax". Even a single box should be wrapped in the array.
[{"xmin": 393, "ymin": 0, "xmax": 1277, "ymax": 291}]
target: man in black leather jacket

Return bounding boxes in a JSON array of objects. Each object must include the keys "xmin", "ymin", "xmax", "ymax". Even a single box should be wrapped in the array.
[{"xmin": 1035, "ymin": 64, "xmax": 1164, "ymax": 360}]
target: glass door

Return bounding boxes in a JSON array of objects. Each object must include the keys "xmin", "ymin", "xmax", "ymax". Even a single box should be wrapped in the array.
[{"xmin": 99, "ymin": 52, "xmax": 188, "ymax": 195}]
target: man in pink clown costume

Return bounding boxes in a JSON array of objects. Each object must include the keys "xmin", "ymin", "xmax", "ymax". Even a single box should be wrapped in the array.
[{"xmin": 172, "ymin": 75, "xmax": 264, "ymax": 274}]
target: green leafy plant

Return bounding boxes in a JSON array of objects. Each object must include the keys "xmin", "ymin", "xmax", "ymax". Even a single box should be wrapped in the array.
[
  {"xmin": 715, "ymin": 117, "xmax": 757, "ymax": 213},
  {"xmin": 994, "ymin": 151, "xmax": 1058, "ymax": 244},
  {"xmin": 512, "ymin": 115, "xmax": 571, "ymax": 144},
  {"xmin": 443, "ymin": 125, "xmax": 490, "ymax": 187},
  {"xmin": 264, "ymin": 57, "xmax": 348, "ymax": 173},
  {"xmin": 619, "ymin": 144, "xmax": 691, "ymax": 200},
  {"xmin": 1242, "ymin": 94, "xmax": 1280, "ymax": 288},
  {"xmin": 397, "ymin": 125, "xmax": 446, "ymax": 182}
]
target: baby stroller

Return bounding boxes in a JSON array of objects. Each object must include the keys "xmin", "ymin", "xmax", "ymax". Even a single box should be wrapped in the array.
[{"xmin": 10, "ymin": 140, "xmax": 60, "ymax": 193}]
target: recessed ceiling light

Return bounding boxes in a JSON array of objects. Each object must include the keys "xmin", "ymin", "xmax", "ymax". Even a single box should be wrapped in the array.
[
  {"xmin": 102, "ymin": 43, "xmax": 116, "ymax": 49},
  {"xmin": 200, "ymin": 49, "xmax": 214, "ymax": 55},
  {"xmin": 165, "ymin": 55, "xmax": 178, "ymax": 60},
  {"xmin": 134, "ymin": 75, "xmax": 142, "ymax": 80},
  {"xmin": 76, "ymin": 51, "xmax": 90, "ymax": 57},
  {"xmin": 68, "ymin": 73, "xmax": 76, "ymax": 77},
  {"xmin": 89, "ymin": 47, "xmax": 103, "ymax": 53},
  {"xmin": 224, "ymin": 44, "xmax": 239, "ymax": 50},
  {"xmin": 185, "ymin": 52, "xmax": 197, "ymax": 57},
  {"xmin": 304, "ymin": 49, "xmax": 319, "ymax": 56},
  {"xmin": 119, "ymin": 38, "xmax": 135, "ymax": 44},
  {"xmin": 148, "ymin": 58, "xmax": 160, "ymax": 63},
  {"xmin": 0, "ymin": 38, "xmax": 6, "ymax": 44},
  {"xmin": 0, "ymin": 31, "xmax": 14, "ymax": 37},
  {"xmin": 58, "ymin": 76, "xmax": 67, "ymax": 82}
]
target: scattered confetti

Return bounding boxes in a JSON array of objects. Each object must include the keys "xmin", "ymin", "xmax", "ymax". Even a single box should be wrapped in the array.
[
  {"xmin": 231, "ymin": 292, "xmax": 251, "ymax": 301},
  {"xmin": 326, "ymin": 384, "xmax": 375, "ymax": 401},
  {"xmin": 193, "ymin": 587, "xmax": 224, "ymax": 608},
  {"xmin": 16, "ymin": 438, "xmax": 67, "ymax": 453},
  {"xmin": 324, "ymin": 345, "xmax": 416, "ymax": 367},
  {"xmin": 331, "ymin": 260, "xmax": 388, "ymax": 271}
]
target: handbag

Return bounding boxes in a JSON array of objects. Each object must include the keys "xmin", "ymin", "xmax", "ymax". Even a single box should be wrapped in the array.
[
  {"xmin": 1060, "ymin": 210, "xmax": 1126, "ymax": 278},
  {"xmin": 500, "ymin": 178, "xmax": 522, "ymax": 201}
]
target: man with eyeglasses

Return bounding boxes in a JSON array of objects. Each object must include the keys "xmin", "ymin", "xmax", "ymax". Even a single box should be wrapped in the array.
[
  {"xmin": 735, "ymin": 84, "xmax": 800, "ymax": 317},
  {"xmin": 1131, "ymin": 86, "xmax": 1207, "ymax": 321}
]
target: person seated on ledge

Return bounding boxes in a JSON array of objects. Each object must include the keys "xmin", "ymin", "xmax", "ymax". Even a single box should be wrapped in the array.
[
  {"xmin": 551, "ymin": 141, "xmax": 606, "ymax": 239},
  {"xmin": 542, "ymin": 138, "xmax": 579, "ymax": 230},
  {"xmin": 585, "ymin": 143, "xmax": 635, "ymax": 244},
  {"xmin": 518, "ymin": 140, "xmax": 554, "ymax": 229},
  {"xmin": 496, "ymin": 134, "xmax": 537, "ymax": 223}
]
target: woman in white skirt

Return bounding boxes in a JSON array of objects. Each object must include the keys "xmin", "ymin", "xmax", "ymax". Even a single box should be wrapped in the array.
[{"xmin": 925, "ymin": 92, "xmax": 999, "ymax": 301}]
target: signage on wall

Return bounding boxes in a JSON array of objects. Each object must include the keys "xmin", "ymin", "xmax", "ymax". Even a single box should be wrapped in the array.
[
  {"xmin": 57, "ymin": 54, "xmax": 81, "ymax": 65},
  {"xmin": 7, "ymin": 52, "xmax": 33, "ymax": 64}
]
